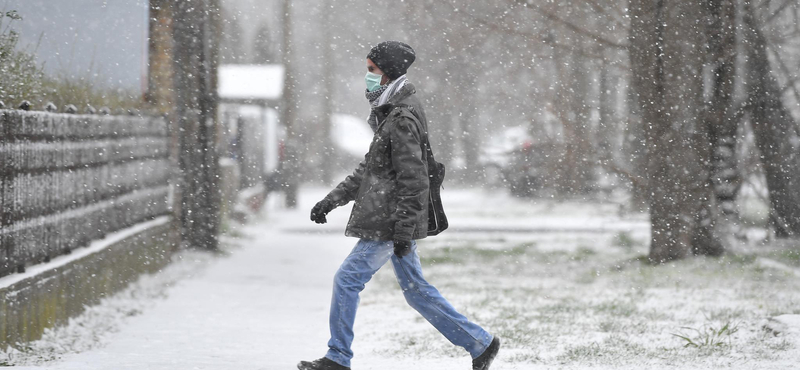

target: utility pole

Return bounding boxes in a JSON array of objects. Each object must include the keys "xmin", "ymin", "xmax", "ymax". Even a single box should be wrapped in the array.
[
  {"xmin": 320, "ymin": 0, "xmax": 335, "ymax": 184},
  {"xmin": 281, "ymin": 0, "xmax": 299, "ymax": 207}
]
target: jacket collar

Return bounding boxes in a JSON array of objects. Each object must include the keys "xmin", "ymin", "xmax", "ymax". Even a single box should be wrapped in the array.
[{"xmin": 374, "ymin": 83, "xmax": 416, "ymax": 123}]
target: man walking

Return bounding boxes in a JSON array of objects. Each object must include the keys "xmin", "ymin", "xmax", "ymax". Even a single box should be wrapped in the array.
[{"xmin": 298, "ymin": 41, "xmax": 500, "ymax": 370}]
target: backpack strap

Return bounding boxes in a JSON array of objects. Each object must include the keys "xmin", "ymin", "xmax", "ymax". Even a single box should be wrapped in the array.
[{"xmin": 394, "ymin": 105, "xmax": 436, "ymax": 164}]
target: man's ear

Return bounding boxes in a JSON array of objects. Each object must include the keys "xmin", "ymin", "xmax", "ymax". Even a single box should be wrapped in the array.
[{"xmin": 381, "ymin": 74, "xmax": 390, "ymax": 85}]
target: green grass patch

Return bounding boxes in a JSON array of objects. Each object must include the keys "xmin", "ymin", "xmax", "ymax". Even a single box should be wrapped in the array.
[
  {"xmin": 767, "ymin": 249, "xmax": 800, "ymax": 267},
  {"xmin": 572, "ymin": 246, "xmax": 597, "ymax": 261},
  {"xmin": 721, "ymin": 253, "xmax": 757, "ymax": 265},
  {"xmin": 593, "ymin": 300, "xmax": 638, "ymax": 317},
  {"xmin": 556, "ymin": 335, "xmax": 646, "ymax": 364},
  {"xmin": 612, "ymin": 231, "xmax": 636, "ymax": 250},
  {"xmin": 671, "ymin": 321, "xmax": 739, "ymax": 350},
  {"xmin": 420, "ymin": 241, "xmax": 536, "ymax": 265}
]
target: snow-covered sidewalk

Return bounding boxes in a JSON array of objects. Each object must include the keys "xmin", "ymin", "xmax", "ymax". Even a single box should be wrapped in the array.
[
  {"xmin": 7, "ymin": 189, "xmax": 360, "ymax": 369},
  {"xmin": 6, "ymin": 187, "xmax": 800, "ymax": 369}
]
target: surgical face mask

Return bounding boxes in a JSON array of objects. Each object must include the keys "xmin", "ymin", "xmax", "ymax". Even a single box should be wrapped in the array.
[{"xmin": 365, "ymin": 71, "xmax": 383, "ymax": 92}]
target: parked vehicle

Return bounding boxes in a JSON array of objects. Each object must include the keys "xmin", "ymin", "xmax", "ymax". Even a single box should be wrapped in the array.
[
  {"xmin": 478, "ymin": 125, "xmax": 530, "ymax": 189},
  {"xmin": 504, "ymin": 140, "xmax": 549, "ymax": 197},
  {"xmin": 480, "ymin": 125, "xmax": 560, "ymax": 197}
]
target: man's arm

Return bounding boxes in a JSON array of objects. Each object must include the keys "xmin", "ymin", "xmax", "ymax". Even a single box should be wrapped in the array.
[
  {"xmin": 324, "ymin": 156, "xmax": 367, "ymax": 207},
  {"xmin": 390, "ymin": 114, "xmax": 429, "ymax": 242}
]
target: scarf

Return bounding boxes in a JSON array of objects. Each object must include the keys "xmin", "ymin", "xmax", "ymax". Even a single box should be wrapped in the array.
[
  {"xmin": 365, "ymin": 74, "xmax": 408, "ymax": 132},
  {"xmin": 366, "ymin": 84, "xmax": 388, "ymax": 132}
]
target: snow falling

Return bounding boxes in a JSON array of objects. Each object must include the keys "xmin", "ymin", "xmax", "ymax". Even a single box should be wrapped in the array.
[{"xmin": 1, "ymin": 0, "xmax": 800, "ymax": 369}]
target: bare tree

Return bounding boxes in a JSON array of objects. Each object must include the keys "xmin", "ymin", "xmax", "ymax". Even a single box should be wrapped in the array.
[
  {"xmin": 220, "ymin": 7, "xmax": 247, "ymax": 65},
  {"xmin": 147, "ymin": 0, "xmax": 174, "ymax": 114},
  {"xmin": 742, "ymin": 1, "xmax": 800, "ymax": 236},
  {"xmin": 549, "ymin": 28, "xmax": 595, "ymax": 195},
  {"xmin": 630, "ymin": 0, "xmax": 723, "ymax": 262},
  {"xmin": 252, "ymin": 21, "xmax": 277, "ymax": 64},
  {"xmin": 705, "ymin": 0, "xmax": 744, "ymax": 244}
]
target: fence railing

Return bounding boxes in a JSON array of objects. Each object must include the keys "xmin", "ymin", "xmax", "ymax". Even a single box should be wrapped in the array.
[{"xmin": 0, "ymin": 108, "xmax": 171, "ymax": 277}]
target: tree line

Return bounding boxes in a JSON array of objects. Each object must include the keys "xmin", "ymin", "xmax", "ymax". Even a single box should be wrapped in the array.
[{"xmin": 173, "ymin": 0, "xmax": 800, "ymax": 260}]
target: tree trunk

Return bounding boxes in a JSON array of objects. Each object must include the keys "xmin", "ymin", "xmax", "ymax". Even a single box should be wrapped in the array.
[
  {"xmin": 456, "ymin": 59, "xmax": 481, "ymax": 183},
  {"xmin": 567, "ymin": 43, "xmax": 595, "ymax": 195},
  {"xmin": 704, "ymin": 0, "xmax": 744, "ymax": 246},
  {"xmin": 630, "ymin": 0, "xmax": 722, "ymax": 263},
  {"xmin": 598, "ymin": 52, "xmax": 616, "ymax": 165},
  {"xmin": 148, "ymin": 0, "xmax": 182, "ymax": 249},
  {"xmin": 742, "ymin": 2, "xmax": 800, "ymax": 236},
  {"xmin": 551, "ymin": 34, "xmax": 594, "ymax": 196},
  {"xmin": 147, "ymin": 0, "xmax": 174, "ymax": 114},
  {"xmin": 171, "ymin": 0, "xmax": 221, "ymax": 250},
  {"xmin": 623, "ymin": 75, "xmax": 649, "ymax": 211}
]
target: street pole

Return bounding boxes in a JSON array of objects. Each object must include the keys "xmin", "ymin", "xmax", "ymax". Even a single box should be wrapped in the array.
[
  {"xmin": 281, "ymin": 0, "xmax": 299, "ymax": 208},
  {"xmin": 321, "ymin": 0, "xmax": 335, "ymax": 185}
]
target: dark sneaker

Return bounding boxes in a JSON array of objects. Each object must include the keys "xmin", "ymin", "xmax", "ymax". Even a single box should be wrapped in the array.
[
  {"xmin": 472, "ymin": 337, "xmax": 501, "ymax": 370},
  {"xmin": 297, "ymin": 357, "xmax": 350, "ymax": 370}
]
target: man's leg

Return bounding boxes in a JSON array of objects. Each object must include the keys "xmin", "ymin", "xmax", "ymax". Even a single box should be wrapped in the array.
[
  {"xmin": 390, "ymin": 241, "xmax": 493, "ymax": 359},
  {"xmin": 325, "ymin": 239, "xmax": 394, "ymax": 367}
]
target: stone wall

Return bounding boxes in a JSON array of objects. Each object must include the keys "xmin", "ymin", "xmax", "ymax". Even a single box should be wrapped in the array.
[{"xmin": 0, "ymin": 218, "xmax": 172, "ymax": 349}]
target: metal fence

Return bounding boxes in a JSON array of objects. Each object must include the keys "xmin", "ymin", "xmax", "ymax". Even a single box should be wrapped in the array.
[{"xmin": 0, "ymin": 108, "xmax": 171, "ymax": 277}]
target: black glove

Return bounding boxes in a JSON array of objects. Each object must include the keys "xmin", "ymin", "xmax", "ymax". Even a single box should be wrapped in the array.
[
  {"xmin": 310, "ymin": 199, "xmax": 334, "ymax": 224},
  {"xmin": 393, "ymin": 240, "xmax": 412, "ymax": 258}
]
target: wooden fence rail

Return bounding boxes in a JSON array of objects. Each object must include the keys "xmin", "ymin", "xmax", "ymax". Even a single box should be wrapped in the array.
[{"xmin": 0, "ymin": 109, "xmax": 171, "ymax": 278}]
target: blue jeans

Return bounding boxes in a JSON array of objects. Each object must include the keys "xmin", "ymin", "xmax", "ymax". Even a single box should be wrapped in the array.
[{"xmin": 325, "ymin": 239, "xmax": 492, "ymax": 367}]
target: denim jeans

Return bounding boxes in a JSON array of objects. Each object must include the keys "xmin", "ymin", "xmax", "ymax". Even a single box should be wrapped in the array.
[{"xmin": 324, "ymin": 239, "xmax": 493, "ymax": 367}]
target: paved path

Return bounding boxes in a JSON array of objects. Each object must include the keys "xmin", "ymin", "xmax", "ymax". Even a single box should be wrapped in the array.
[{"xmin": 15, "ymin": 190, "xmax": 357, "ymax": 370}]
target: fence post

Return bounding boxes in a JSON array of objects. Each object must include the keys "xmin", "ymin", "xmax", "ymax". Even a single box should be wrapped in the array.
[{"xmin": 2, "ymin": 107, "xmax": 21, "ymax": 274}]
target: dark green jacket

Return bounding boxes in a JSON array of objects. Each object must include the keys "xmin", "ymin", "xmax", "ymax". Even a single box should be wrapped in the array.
[{"xmin": 325, "ymin": 83, "xmax": 429, "ymax": 241}]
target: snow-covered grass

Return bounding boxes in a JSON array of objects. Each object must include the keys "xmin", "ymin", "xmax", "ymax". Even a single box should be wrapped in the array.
[{"xmin": 354, "ymin": 192, "xmax": 800, "ymax": 369}]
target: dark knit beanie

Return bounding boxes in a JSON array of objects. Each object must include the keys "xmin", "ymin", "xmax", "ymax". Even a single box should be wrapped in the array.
[{"xmin": 367, "ymin": 41, "xmax": 416, "ymax": 80}]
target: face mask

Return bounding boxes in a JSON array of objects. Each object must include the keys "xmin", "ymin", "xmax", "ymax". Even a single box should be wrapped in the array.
[{"xmin": 365, "ymin": 71, "xmax": 383, "ymax": 92}]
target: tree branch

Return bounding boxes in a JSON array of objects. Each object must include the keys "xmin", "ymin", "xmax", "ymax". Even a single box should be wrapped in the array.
[
  {"xmin": 765, "ymin": 44, "xmax": 800, "ymax": 136},
  {"xmin": 533, "ymin": 6, "xmax": 629, "ymax": 50},
  {"xmin": 597, "ymin": 159, "xmax": 646, "ymax": 188},
  {"xmin": 439, "ymin": 1, "xmax": 622, "ymax": 62},
  {"xmin": 582, "ymin": 0, "xmax": 631, "ymax": 31},
  {"xmin": 742, "ymin": 174, "xmax": 794, "ymax": 236},
  {"xmin": 766, "ymin": 0, "xmax": 794, "ymax": 24}
]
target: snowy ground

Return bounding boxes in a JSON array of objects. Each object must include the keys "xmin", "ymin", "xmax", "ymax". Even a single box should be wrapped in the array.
[{"xmin": 2, "ymin": 187, "xmax": 800, "ymax": 369}]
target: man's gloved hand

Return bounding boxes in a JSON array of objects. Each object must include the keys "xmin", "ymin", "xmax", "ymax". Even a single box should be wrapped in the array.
[
  {"xmin": 393, "ymin": 239, "xmax": 412, "ymax": 258},
  {"xmin": 310, "ymin": 199, "xmax": 335, "ymax": 224}
]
